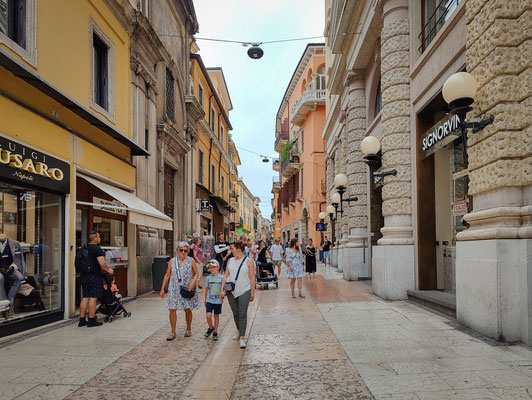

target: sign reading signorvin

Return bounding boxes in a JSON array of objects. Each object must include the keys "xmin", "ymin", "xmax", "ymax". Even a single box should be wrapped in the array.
[
  {"xmin": 421, "ymin": 114, "xmax": 460, "ymax": 159},
  {"xmin": 0, "ymin": 134, "xmax": 70, "ymax": 194}
]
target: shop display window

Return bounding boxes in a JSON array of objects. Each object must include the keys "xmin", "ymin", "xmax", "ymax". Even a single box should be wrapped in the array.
[{"xmin": 0, "ymin": 182, "xmax": 63, "ymax": 322}]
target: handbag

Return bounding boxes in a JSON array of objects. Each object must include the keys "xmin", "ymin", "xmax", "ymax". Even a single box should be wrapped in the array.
[
  {"xmin": 174, "ymin": 258, "xmax": 196, "ymax": 299},
  {"xmin": 224, "ymin": 257, "xmax": 247, "ymax": 292}
]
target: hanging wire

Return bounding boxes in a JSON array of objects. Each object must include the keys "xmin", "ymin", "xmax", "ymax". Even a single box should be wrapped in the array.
[
  {"xmin": 157, "ymin": 33, "xmax": 326, "ymax": 46},
  {"xmin": 235, "ymin": 146, "xmax": 277, "ymax": 160}
]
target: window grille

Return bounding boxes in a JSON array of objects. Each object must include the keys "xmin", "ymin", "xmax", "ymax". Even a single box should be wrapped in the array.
[{"xmin": 419, "ymin": 0, "xmax": 460, "ymax": 53}]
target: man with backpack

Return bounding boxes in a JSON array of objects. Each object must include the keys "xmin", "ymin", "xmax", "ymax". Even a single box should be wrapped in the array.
[{"xmin": 76, "ymin": 230, "xmax": 113, "ymax": 327}]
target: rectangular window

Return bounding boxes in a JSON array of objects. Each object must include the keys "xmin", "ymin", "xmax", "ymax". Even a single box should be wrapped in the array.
[
  {"xmin": 198, "ymin": 149, "xmax": 204, "ymax": 184},
  {"xmin": 211, "ymin": 164, "xmax": 216, "ymax": 192},
  {"xmin": 144, "ymin": 128, "xmax": 149, "ymax": 154},
  {"xmin": 93, "ymin": 34, "xmax": 109, "ymax": 110},
  {"xmin": 301, "ymin": 129, "xmax": 304, "ymax": 152},
  {"xmin": 221, "ymin": 175, "xmax": 225, "ymax": 198},
  {"xmin": 166, "ymin": 68, "xmax": 175, "ymax": 122},
  {"xmin": 210, "ymin": 107, "xmax": 215, "ymax": 132},
  {"xmin": 0, "ymin": 0, "xmax": 26, "ymax": 48},
  {"xmin": 220, "ymin": 125, "xmax": 224, "ymax": 147},
  {"xmin": 198, "ymin": 82, "xmax": 204, "ymax": 107},
  {"xmin": 419, "ymin": 0, "xmax": 460, "ymax": 53}
]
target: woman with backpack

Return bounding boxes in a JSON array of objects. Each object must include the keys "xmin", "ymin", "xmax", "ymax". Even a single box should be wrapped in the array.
[
  {"xmin": 160, "ymin": 242, "xmax": 199, "ymax": 340},
  {"xmin": 221, "ymin": 240, "xmax": 256, "ymax": 348}
]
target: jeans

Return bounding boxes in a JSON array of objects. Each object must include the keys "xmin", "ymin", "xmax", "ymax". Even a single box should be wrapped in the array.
[
  {"xmin": 0, "ymin": 268, "xmax": 24, "ymax": 304},
  {"xmin": 226, "ymin": 289, "xmax": 251, "ymax": 337}
]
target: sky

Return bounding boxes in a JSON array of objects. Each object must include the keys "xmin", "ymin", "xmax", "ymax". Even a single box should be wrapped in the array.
[{"xmin": 193, "ymin": 0, "xmax": 325, "ymax": 220}]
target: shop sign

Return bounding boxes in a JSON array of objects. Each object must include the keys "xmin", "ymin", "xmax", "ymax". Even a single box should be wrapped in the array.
[
  {"xmin": 452, "ymin": 199, "xmax": 468, "ymax": 216},
  {"xmin": 421, "ymin": 114, "xmax": 461, "ymax": 159},
  {"xmin": 93, "ymin": 196, "xmax": 127, "ymax": 216},
  {"xmin": 200, "ymin": 199, "xmax": 210, "ymax": 212},
  {"xmin": 0, "ymin": 135, "xmax": 70, "ymax": 193}
]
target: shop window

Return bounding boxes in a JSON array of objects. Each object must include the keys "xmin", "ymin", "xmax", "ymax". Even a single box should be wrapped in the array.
[
  {"xmin": 165, "ymin": 68, "xmax": 175, "ymax": 122},
  {"xmin": 0, "ymin": 183, "xmax": 63, "ymax": 324},
  {"xmin": 419, "ymin": 0, "xmax": 460, "ymax": 53},
  {"xmin": 0, "ymin": 0, "xmax": 36, "ymax": 66}
]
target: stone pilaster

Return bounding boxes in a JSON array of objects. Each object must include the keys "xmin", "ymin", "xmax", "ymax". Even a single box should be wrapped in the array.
[
  {"xmin": 458, "ymin": 0, "xmax": 531, "ymax": 240},
  {"xmin": 455, "ymin": 0, "xmax": 532, "ymax": 345}
]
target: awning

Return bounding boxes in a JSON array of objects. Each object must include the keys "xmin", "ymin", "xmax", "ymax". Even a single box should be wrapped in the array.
[
  {"xmin": 210, "ymin": 196, "xmax": 227, "ymax": 216},
  {"xmin": 78, "ymin": 175, "xmax": 173, "ymax": 230}
]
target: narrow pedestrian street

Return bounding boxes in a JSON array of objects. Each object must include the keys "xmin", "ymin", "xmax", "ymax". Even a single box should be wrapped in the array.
[{"xmin": 1, "ymin": 264, "xmax": 531, "ymax": 400}]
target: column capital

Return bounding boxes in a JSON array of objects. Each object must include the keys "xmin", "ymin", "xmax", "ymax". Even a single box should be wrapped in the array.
[{"xmin": 380, "ymin": 0, "xmax": 408, "ymax": 23}]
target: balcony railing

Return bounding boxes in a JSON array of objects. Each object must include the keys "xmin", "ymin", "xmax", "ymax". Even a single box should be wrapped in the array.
[
  {"xmin": 272, "ymin": 176, "xmax": 281, "ymax": 193},
  {"xmin": 272, "ymin": 158, "xmax": 280, "ymax": 171},
  {"xmin": 281, "ymin": 155, "xmax": 300, "ymax": 179},
  {"xmin": 274, "ymin": 126, "xmax": 289, "ymax": 153},
  {"xmin": 290, "ymin": 89, "xmax": 326, "ymax": 126},
  {"xmin": 418, "ymin": 0, "xmax": 460, "ymax": 53}
]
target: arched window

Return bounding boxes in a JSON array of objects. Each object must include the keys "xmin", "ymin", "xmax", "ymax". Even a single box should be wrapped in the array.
[
  {"xmin": 374, "ymin": 79, "xmax": 382, "ymax": 118},
  {"xmin": 317, "ymin": 66, "xmax": 325, "ymax": 91}
]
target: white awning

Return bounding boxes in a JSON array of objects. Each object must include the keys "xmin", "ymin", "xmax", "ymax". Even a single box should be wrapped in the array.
[{"xmin": 78, "ymin": 175, "xmax": 173, "ymax": 230}]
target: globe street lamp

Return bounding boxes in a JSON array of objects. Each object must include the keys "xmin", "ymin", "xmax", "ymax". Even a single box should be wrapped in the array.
[
  {"xmin": 332, "ymin": 173, "xmax": 358, "ymax": 216},
  {"xmin": 360, "ymin": 136, "xmax": 397, "ymax": 197},
  {"xmin": 442, "ymin": 71, "xmax": 494, "ymax": 166},
  {"xmin": 327, "ymin": 205, "xmax": 336, "ymax": 221}
]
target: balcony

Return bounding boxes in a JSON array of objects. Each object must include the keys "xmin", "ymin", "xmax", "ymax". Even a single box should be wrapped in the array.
[
  {"xmin": 281, "ymin": 155, "xmax": 301, "ymax": 179},
  {"xmin": 274, "ymin": 125, "xmax": 289, "ymax": 153},
  {"xmin": 290, "ymin": 89, "xmax": 326, "ymax": 126},
  {"xmin": 272, "ymin": 158, "xmax": 280, "ymax": 172},
  {"xmin": 272, "ymin": 176, "xmax": 281, "ymax": 193}
]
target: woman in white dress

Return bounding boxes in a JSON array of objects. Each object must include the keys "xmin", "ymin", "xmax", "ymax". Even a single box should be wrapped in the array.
[
  {"xmin": 160, "ymin": 242, "xmax": 199, "ymax": 340},
  {"xmin": 285, "ymin": 238, "xmax": 305, "ymax": 298}
]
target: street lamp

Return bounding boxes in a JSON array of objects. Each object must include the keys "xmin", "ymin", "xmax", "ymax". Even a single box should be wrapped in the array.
[
  {"xmin": 442, "ymin": 71, "xmax": 494, "ymax": 166},
  {"xmin": 360, "ymin": 136, "xmax": 397, "ymax": 197},
  {"xmin": 332, "ymin": 173, "xmax": 358, "ymax": 216},
  {"xmin": 318, "ymin": 211, "xmax": 327, "ymax": 221},
  {"xmin": 327, "ymin": 205, "xmax": 336, "ymax": 221}
]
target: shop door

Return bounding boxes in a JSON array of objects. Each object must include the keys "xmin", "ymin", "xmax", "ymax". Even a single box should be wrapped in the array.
[{"xmin": 164, "ymin": 165, "xmax": 175, "ymax": 256}]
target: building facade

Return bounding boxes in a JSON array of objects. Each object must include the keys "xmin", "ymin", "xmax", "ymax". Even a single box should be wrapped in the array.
[
  {"xmin": 323, "ymin": 0, "xmax": 531, "ymax": 344},
  {"xmin": 0, "ymin": 0, "xmax": 171, "ymax": 337},
  {"xmin": 274, "ymin": 44, "xmax": 327, "ymax": 247},
  {"xmin": 190, "ymin": 54, "xmax": 236, "ymax": 240}
]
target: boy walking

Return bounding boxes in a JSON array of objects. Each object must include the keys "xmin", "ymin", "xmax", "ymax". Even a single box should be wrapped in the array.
[{"xmin": 204, "ymin": 260, "xmax": 223, "ymax": 340}]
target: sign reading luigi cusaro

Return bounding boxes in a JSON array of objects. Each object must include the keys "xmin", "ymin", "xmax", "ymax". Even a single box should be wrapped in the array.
[
  {"xmin": 0, "ymin": 135, "xmax": 70, "ymax": 194},
  {"xmin": 422, "ymin": 114, "xmax": 460, "ymax": 159}
]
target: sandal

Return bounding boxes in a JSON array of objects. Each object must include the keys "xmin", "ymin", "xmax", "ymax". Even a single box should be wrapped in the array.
[
  {"xmin": 166, "ymin": 332, "xmax": 176, "ymax": 341},
  {"xmin": 291, "ymin": 294, "xmax": 296, "ymax": 298},
  {"xmin": 299, "ymin": 293, "xmax": 306, "ymax": 298},
  {"xmin": 184, "ymin": 330, "xmax": 192, "ymax": 337}
]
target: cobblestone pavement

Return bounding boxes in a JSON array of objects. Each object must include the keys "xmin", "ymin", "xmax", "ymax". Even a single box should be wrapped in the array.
[{"xmin": 2, "ymin": 263, "xmax": 532, "ymax": 399}]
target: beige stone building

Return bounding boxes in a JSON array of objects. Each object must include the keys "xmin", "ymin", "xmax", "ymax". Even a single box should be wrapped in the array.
[{"xmin": 323, "ymin": 0, "xmax": 530, "ymax": 344}]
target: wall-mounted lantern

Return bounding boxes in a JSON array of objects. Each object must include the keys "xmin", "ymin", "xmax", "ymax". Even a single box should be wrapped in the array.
[
  {"xmin": 327, "ymin": 205, "xmax": 336, "ymax": 221},
  {"xmin": 330, "ymin": 173, "xmax": 358, "ymax": 217},
  {"xmin": 442, "ymin": 72, "xmax": 494, "ymax": 165},
  {"xmin": 361, "ymin": 136, "xmax": 397, "ymax": 197}
]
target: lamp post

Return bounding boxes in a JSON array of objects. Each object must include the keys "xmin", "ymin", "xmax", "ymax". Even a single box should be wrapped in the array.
[
  {"xmin": 326, "ymin": 205, "xmax": 336, "ymax": 244},
  {"xmin": 442, "ymin": 71, "xmax": 494, "ymax": 166},
  {"xmin": 360, "ymin": 136, "xmax": 397, "ymax": 197},
  {"xmin": 332, "ymin": 173, "xmax": 359, "ymax": 216}
]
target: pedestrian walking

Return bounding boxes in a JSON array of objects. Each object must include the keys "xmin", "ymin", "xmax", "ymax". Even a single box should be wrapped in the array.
[
  {"xmin": 78, "ymin": 231, "xmax": 114, "ymax": 327},
  {"xmin": 191, "ymin": 237, "xmax": 205, "ymax": 292},
  {"xmin": 256, "ymin": 240, "xmax": 270, "ymax": 264},
  {"xmin": 160, "ymin": 242, "xmax": 199, "ymax": 340},
  {"xmin": 221, "ymin": 240, "xmax": 255, "ymax": 348},
  {"xmin": 286, "ymin": 238, "xmax": 305, "ymax": 298},
  {"xmin": 214, "ymin": 233, "xmax": 231, "ymax": 272},
  {"xmin": 321, "ymin": 236, "xmax": 332, "ymax": 266},
  {"xmin": 269, "ymin": 238, "xmax": 284, "ymax": 277},
  {"xmin": 305, "ymin": 238, "xmax": 317, "ymax": 278},
  {"xmin": 203, "ymin": 260, "xmax": 223, "ymax": 340}
]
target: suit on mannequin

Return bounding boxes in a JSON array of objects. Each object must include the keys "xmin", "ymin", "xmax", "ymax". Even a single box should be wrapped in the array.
[{"xmin": 0, "ymin": 233, "xmax": 25, "ymax": 307}]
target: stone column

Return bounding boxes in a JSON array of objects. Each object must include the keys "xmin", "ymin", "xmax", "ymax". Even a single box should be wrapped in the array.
[
  {"xmin": 456, "ymin": 0, "xmax": 531, "ymax": 344},
  {"xmin": 372, "ymin": 0, "xmax": 414, "ymax": 299},
  {"xmin": 343, "ymin": 71, "xmax": 370, "ymax": 280}
]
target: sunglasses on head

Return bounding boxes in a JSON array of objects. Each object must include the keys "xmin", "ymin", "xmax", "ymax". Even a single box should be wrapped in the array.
[{"xmin": 178, "ymin": 248, "xmax": 188, "ymax": 253}]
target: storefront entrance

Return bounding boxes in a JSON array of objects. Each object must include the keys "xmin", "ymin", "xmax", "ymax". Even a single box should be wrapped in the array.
[{"xmin": 417, "ymin": 94, "xmax": 471, "ymax": 294}]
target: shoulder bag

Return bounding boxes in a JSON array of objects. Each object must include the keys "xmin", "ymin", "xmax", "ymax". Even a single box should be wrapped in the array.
[
  {"xmin": 175, "ymin": 257, "xmax": 196, "ymax": 299},
  {"xmin": 224, "ymin": 257, "xmax": 247, "ymax": 292}
]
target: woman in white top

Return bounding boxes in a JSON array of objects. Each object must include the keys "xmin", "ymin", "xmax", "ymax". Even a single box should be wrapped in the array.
[{"xmin": 221, "ymin": 240, "xmax": 256, "ymax": 348}]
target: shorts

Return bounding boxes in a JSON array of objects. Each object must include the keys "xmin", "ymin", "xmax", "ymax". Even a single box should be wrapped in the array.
[
  {"xmin": 273, "ymin": 260, "xmax": 282, "ymax": 266},
  {"xmin": 323, "ymin": 251, "xmax": 330, "ymax": 259},
  {"xmin": 80, "ymin": 274, "xmax": 103, "ymax": 299},
  {"xmin": 206, "ymin": 302, "xmax": 222, "ymax": 314}
]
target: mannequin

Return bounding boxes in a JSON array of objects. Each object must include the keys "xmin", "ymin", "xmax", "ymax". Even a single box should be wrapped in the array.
[{"xmin": 0, "ymin": 231, "xmax": 25, "ymax": 315}]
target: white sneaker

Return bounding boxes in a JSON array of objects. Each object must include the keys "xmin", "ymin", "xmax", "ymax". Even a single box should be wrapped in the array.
[
  {"xmin": 232, "ymin": 333, "xmax": 239, "ymax": 340},
  {"xmin": 239, "ymin": 338, "xmax": 246, "ymax": 348}
]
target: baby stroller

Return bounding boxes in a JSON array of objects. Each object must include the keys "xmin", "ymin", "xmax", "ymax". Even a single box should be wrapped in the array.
[
  {"xmin": 255, "ymin": 259, "xmax": 279, "ymax": 290},
  {"xmin": 97, "ymin": 274, "xmax": 131, "ymax": 322}
]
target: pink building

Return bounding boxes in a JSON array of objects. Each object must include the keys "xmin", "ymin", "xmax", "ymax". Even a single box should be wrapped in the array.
[{"xmin": 273, "ymin": 44, "xmax": 327, "ymax": 247}]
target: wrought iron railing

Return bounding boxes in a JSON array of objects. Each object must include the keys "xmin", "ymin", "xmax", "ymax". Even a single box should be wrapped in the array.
[
  {"xmin": 419, "ymin": 0, "xmax": 460, "ymax": 53},
  {"xmin": 274, "ymin": 127, "xmax": 289, "ymax": 150}
]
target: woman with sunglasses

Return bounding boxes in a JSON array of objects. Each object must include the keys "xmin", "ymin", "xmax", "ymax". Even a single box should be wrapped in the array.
[{"xmin": 160, "ymin": 242, "xmax": 199, "ymax": 340}]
